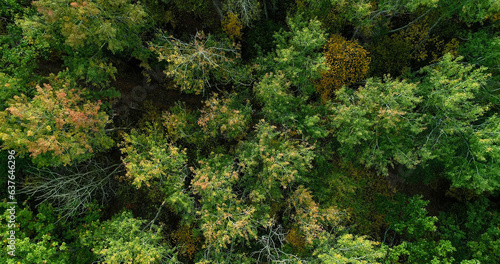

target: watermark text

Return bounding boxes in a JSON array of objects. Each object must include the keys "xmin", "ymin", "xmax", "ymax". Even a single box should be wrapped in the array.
[{"xmin": 6, "ymin": 150, "xmax": 16, "ymax": 256}]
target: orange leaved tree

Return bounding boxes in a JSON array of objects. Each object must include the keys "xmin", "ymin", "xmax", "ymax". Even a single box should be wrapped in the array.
[{"xmin": 0, "ymin": 79, "xmax": 113, "ymax": 166}]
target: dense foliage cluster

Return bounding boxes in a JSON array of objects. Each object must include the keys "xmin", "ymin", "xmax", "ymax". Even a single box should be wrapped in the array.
[
  {"xmin": 317, "ymin": 34, "xmax": 371, "ymax": 101},
  {"xmin": 1, "ymin": 0, "xmax": 499, "ymax": 263}
]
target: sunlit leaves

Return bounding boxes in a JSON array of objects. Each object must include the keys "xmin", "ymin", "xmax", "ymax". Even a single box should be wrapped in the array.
[
  {"xmin": 254, "ymin": 72, "xmax": 328, "ymax": 139},
  {"xmin": 80, "ymin": 211, "xmax": 173, "ymax": 264},
  {"xmin": 121, "ymin": 127, "xmax": 186, "ymax": 188},
  {"xmin": 0, "ymin": 79, "xmax": 113, "ymax": 166},
  {"xmin": 417, "ymin": 54, "xmax": 497, "ymax": 191},
  {"xmin": 266, "ymin": 15, "xmax": 327, "ymax": 96},
  {"xmin": 331, "ymin": 54, "xmax": 498, "ymax": 192},
  {"xmin": 442, "ymin": 0, "xmax": 500, "ymax": 24},
  {"xmin": 314, "ymin": 233, "xmax": 385, "ymax": 264},
  {"xmin": 331, "ymin": 76, "xmax": 424, "ymax": 174}
]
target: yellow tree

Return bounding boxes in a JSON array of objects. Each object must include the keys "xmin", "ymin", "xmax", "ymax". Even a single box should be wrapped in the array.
[{"xmin": 317, "ymin": 34, "xmax": 371, "ymax": 102}]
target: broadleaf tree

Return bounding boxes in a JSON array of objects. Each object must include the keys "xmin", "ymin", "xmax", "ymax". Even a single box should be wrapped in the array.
[{"xmin": 0, "ymin": 78, "xmax": 113, "ymax": 167}]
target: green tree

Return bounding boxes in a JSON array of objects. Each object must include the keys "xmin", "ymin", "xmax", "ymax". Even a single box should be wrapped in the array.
[
  {"xmin": 439, "ymin": 0, "xmax": 500, "ymax": 24},
  {"xmin": 0, "ymin": 202, "xmax": 71, "ymax": 263},
  {"xmin": 330, "ymin": 76, "xmax": 424, "ymax": 175},
  {"xmin": 439, "ymin": 197, "xmax": 500, "ymax": 263},
  {"xmin": 252, "ymin": 15, "xmax": 330, "ymax": 139},
  {"xmin": 0, "ymin": 22, "xmax": 49, "ymax": 88},
  {"xmin": 0, "ymin": 202, "xmax": 101, "ymax": 263},
  {"xmin": 120, "ymin": 123, "xmax": 193, "ymax": 216},
  {"xmin": 236, "ymin": 121, "xmax": 316, "ymax": 203},
  {"xmin": 314, "ymin": 233, "xmax": 386, "ymax": 264},
  {"xmin": 303, "ymin": 0, "xmax": 498, "ymax": 31},
  {"xmin": 381, "ymin": 194, "xmax": 456, "ymax": 264},
  {"xmin": 190, "ymin": 121, "xmax": 336, "ymax": 257},
  {"xmin": 191, "ymin": 153, "xmax": 260, "ymax": 253},
  {"xmin": 80, "ymin": 210, "xmax": 176, "ymax": 264},
  {"xmin": 416, "ymin": 54, "xmax": 497, "ymax": 191},
  {"xmin": 25, "ymin": 0, "xmax": 146, "ymax": 53},
  {"xmin": 331, "ymin": 54, "xmax": 498, "ymax": 192},
  {"xmin": 257, "ymin": 14, "xmax": 327, "ymax": 96},
  {"xmin": 16, "ymin": 0, "xmax": 147, "ymax": 88},
  {"xmin": 254, "ymin": 72, "xmax": 328, "ymax": 139}
]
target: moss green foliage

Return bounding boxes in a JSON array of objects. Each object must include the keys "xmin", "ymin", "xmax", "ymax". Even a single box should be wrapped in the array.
[
  {"xmin": 0, "ymin": 202, "xmax": 100, "ymax": 263},
  {"xmin": 381, "ymin": 194, "xmax": 456, "ymax": 264},
  {"xmin": 439, "ymin": 197, "xmax": 500, "ymax": 263},
  {"xmin": 0, "ymin": 0, "xmax": 498, "ymax": 263}
]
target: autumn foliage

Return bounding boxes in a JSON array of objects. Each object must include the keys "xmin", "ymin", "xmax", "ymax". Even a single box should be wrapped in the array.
[
  {"xmin": 197, "ymin": 92, "xmax": 252, "ymax": 141},
  {"xmin": 288, "ymin": 186, "xmax": 341, "ymax": 245},
  {"xmin": 171, "ymin": 224, "xmax": 202, "ymax": 260},
  {"xmin": 222, "ymin": 12, "xmax": 243, "ymax": 40},
  {"xmin": 317, "ymin": 34, "xmax": 370, "ymax": 101},
  {"xmin": 1, "ymin": 1, "xmax": 499, "ymax": 263},
  {"xmin": 0, "ymin": 80, "xmax": 113, "ymax": 166}
]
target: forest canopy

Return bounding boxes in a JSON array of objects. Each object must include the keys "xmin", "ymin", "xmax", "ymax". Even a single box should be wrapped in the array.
[{"xmin": 1, "ymin": 0, "xmax": 499, "ymax": 263}]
